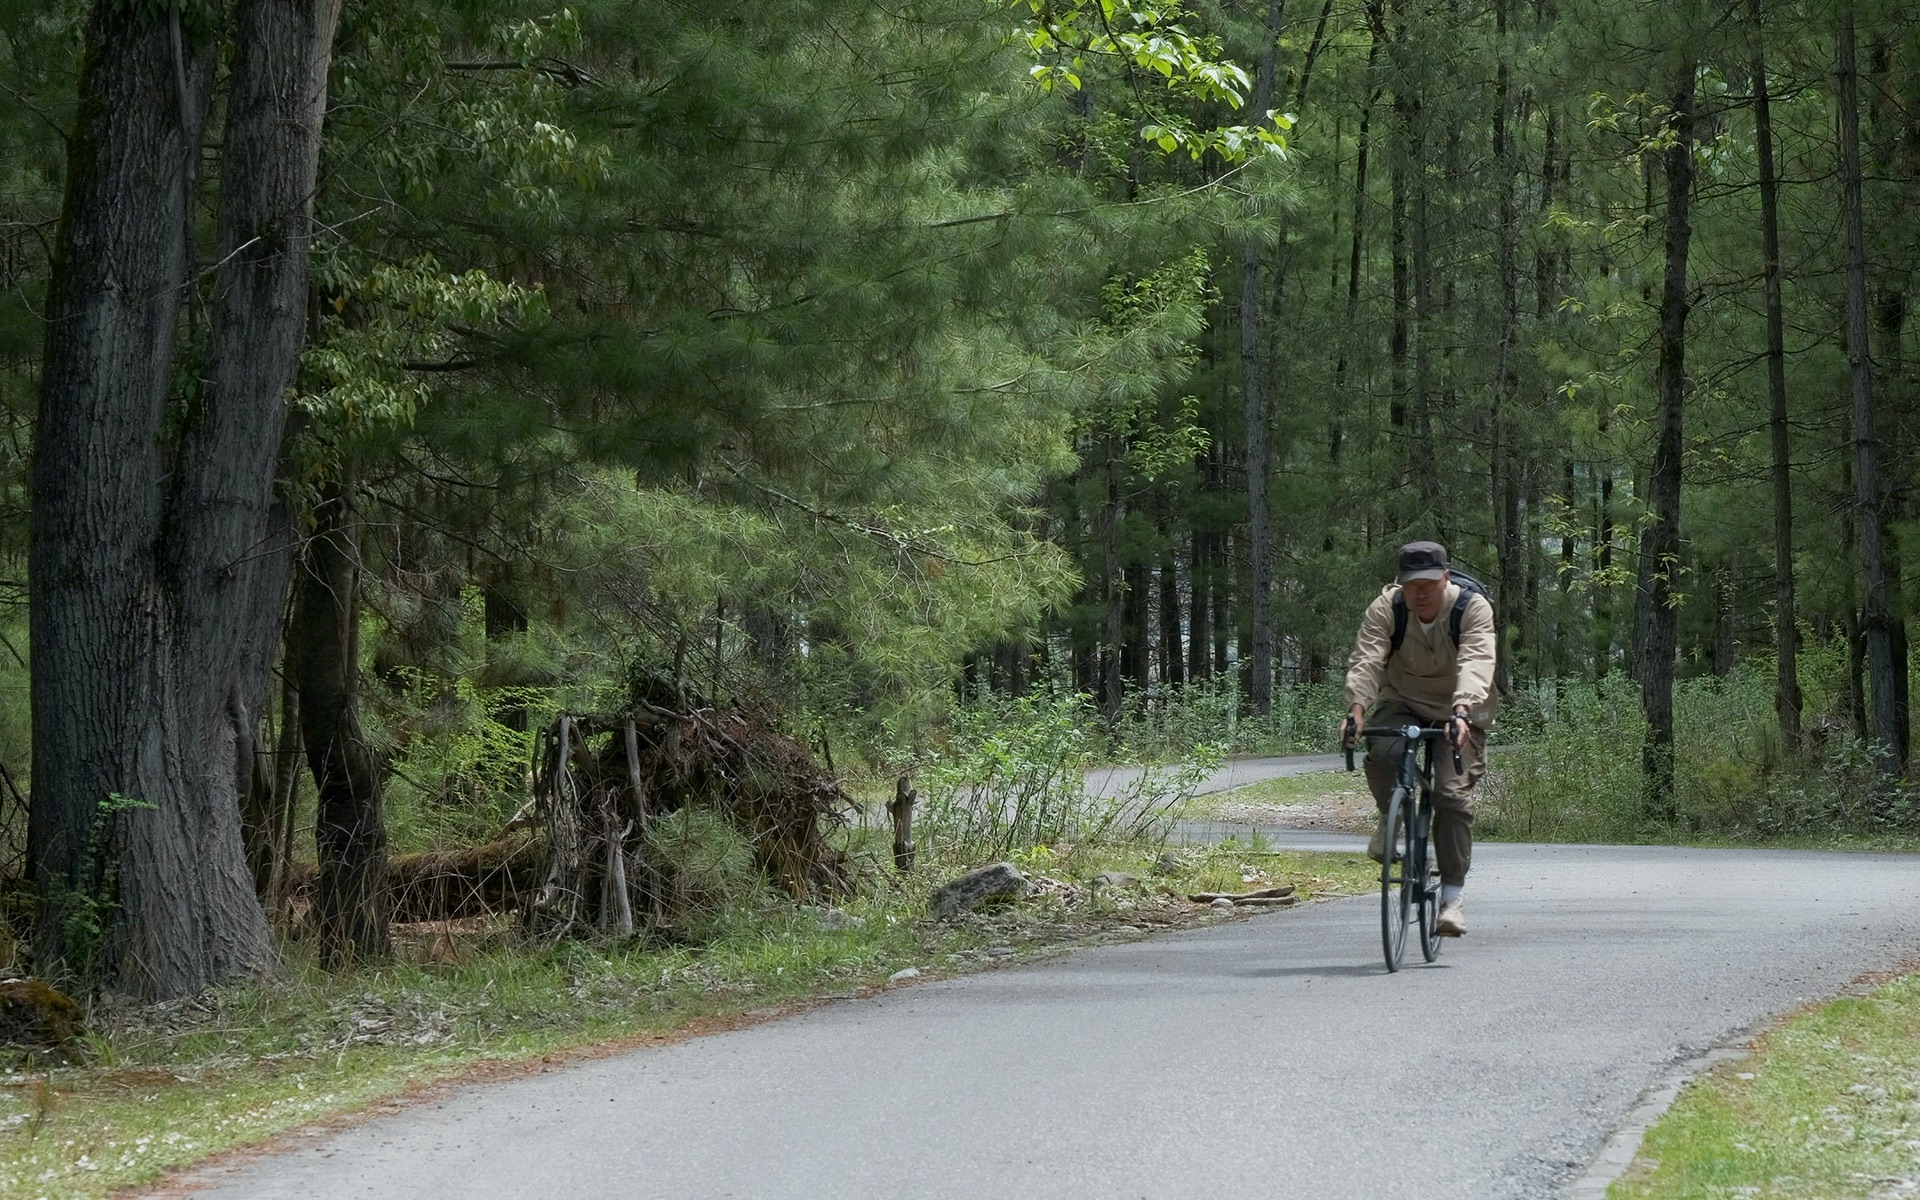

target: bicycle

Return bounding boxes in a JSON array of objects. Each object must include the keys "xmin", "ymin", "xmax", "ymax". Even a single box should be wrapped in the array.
[{"xmin": 1344, "ymin": 719, "xmax": 1461, "ymax": 972}]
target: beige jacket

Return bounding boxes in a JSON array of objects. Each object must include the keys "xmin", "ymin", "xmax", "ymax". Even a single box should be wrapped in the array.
[{"xmin": 1345, "ymin": 582, "xmax": 1499, "ymax": 725}]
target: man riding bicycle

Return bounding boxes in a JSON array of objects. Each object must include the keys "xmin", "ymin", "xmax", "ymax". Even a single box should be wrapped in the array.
[{"xmin": 1340, "ymin": 541, "xmax": 1497, "ymax": 937}]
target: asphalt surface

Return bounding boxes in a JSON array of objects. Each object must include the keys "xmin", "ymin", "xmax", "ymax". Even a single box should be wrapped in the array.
[
  {"xmin": 1086, "ymin": 751, "xmax": 1349, "ymax": 800},
  {"xmin": 176, "ymin": 840, "xmax": 1920, "ymax": 1200}
]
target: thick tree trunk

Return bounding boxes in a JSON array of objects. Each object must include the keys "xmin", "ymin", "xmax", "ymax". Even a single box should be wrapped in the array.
[
  {"xmin": 1636, "ymin": 58, "xmax": 1695, "ymax": 817},
  {"xmin": 1240, "ymin": 0, "xmax": 1285, "ymax": 718},
  {"xmin": 294, "ymin": 484, "xmax": 391, "ymax": 966},
  {"xmin": 1840, "ymin": 12, "xmax": 1902, "ymax": 785},
  {"xmin": 1750, "ymin": 0, "xmax": 1802, "ymax": 750},
  {"xmin": 28, "ymin": 0, "xmax": 299, "ymax": 998}
]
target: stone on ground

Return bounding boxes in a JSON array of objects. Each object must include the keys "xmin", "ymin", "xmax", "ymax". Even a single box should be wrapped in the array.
[{"xmin": 928, "ymin": 862, "xmax": 1029, "ymax": 919}]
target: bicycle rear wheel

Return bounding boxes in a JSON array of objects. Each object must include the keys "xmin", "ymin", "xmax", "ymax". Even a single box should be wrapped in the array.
[
  {"xmin": 1379, "ymin": 787, "xmax": 1412, "ymax": 972},
  {"xmin": 1415, "ymin": 795, "xmax": 1443, "ymax": 963}
]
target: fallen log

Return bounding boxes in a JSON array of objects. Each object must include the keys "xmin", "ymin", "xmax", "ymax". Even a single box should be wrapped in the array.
[
  {"xmin": 280, "ymin": 833, "xmax": 544, "ymax": 924},
  {"xmin": 1186, "ymin": 884, "xmax": 1298, "ymax": 904}
]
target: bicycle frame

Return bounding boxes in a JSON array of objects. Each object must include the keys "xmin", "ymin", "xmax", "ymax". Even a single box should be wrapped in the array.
[{"xmin": 1346, "ymin": 721, "xmax": 1456, "ymax": 970}]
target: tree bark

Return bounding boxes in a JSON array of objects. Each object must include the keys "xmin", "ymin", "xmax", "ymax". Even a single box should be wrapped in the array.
[
  {"xmin": 1491, "ymin": 0, "xmax": 1521, "ymax": 697},
  {"xmin": 1188, "ymin": 525, "xmax": 1211, "ymax": 681},
  {"xmin": 1840, "ymin": 10, "xmax": 1902, "ymax": 785},
  {"xmin": 1240, "ymin": 0, "xmax": 1285, "ymax": 717},
  {"xmin": 1160, "ymin": 539, "xmax": 1184, "ymax": 688},
  {"xmin": 294, "ymin": 484, "xmax": 391, "ymax": 966},
  {"xmin": 1123, "ymin": 560, "xmax": 1151, "ymax": 689},
  {"xmin": 1333, "ymin": 17, "xmax": 1381, "ymax": 402},
  {"xmin": 1636, "ymin": 57, "xmax": 1695, "ymax": 817},
  {"xmin": 27, "ymin": 0, "xmax": 316, "ymax": 998},
  {"xmin": 1101, "ymin": 435, "xmax": 1124, "ymax": 722},
  {"xmin": 1750, "ymin": 0, "xmax": 1802, "ymax": 750}
]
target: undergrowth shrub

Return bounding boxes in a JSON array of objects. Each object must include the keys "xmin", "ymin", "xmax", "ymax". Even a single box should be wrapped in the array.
[
  {"xmin": 644, "ymin": 807, "xmax": 773, "ymax": 939},
  {"xmin": 919, "ymin": 687, "xmax": 1222, "ymax": 862},
  {"xmin": 1481, "ymin": 661, "xmax": 1920, "ymax": 843},
  {"xmin": 1113, "ymin": 679, "xmax": 1344, "ymax": 759}
]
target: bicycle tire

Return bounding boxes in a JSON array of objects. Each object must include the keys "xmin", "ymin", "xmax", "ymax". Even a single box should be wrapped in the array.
[
  {"xmin": 1380, "ymin": 786, "xmax": 1412, "ymax": 972},
  {"xmin": 1416, "ymin": 794, "xmax": 1444, "ymax": 963}
]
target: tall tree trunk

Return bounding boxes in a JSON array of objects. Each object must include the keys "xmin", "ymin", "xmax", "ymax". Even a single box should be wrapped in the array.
[
  {"xmin": 1240, "ymin": 0, "xmax": 1285, "ymax": 717},
  {"xmin": 1188, "ymin": 526, "xmax": 1211, "ymax": 681},
  {"xmin": 27, "ymin": 0, "xmax": 340, "ymax": 997},
  {"xmin": 294, "ymin": 484, "xmax": 391, "ymax": 966},
  {"xmin": 1636, "ymin": 58, "xmax": 1696, "ymax": 817},
  {"xmin": 1101, "ymin": 436, "xmax": 1125, "ymax": 722},
  {"xmin": 1410, "ymin": 105, "xmax": 1438, "ymax": 526},
  {"xmin": 1750, "ymin": 0, "xmax": 1802, "ymax": 750},
  {"xmin": 267, "ymin": 667, "xmax": 303, "ymax": 921},
  {"xmin": 1212, "ymin": 531, "xmax": 1231, "ymax": 677},
  {"xmin": 1491, "ymin": 0, "xmax": 1521, "ymax": 697},
  {"xmin": 1841, "ymin": 10, "xmax": 1902, "ymax": 785},
  {"xmin": 1124, "ymin": 560, "xmax": 1151, "ymax": 689},
  {"xmin": 1160, "ymin": 547, "xmax": 1184, "ymax": 688},
  {"xmin": 1333, "ymin": 19, "xmax": 1381, "ymax": 403}
]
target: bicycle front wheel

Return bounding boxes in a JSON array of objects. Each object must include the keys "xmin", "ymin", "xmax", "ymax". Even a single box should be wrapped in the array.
[
  {"xmin": 1416, "ymin": 797, "xmax": 1444, "ymax": 963},
  {"xmin": 1379, "ymin": 787, "xmax": 1412, "ymax": 972}
]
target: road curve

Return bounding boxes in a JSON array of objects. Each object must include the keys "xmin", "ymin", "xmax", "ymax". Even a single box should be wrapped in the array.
[
  {"xmin": 1086, "ymin": 751, "xmax": 1349, "ymax": 801},
  {"xmin": 172, "ymin": 843, "xmax": 1920, "ymax": 1200}
]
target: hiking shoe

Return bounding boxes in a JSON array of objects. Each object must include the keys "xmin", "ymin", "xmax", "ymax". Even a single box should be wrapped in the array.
[
  {"xmin": 1366, "ymin": 819, "xmax": 1398, "ymax": 863},
  {"xmin": 1436, "ymin": 899, "xmax": 1466, "ymax": 937}
]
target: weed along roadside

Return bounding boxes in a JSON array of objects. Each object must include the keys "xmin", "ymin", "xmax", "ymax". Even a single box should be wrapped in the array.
[
  {"xmin": 0, "ymin": 837, "xmax": 1374, "ymax": 1200},
  {"xmin": 1608, "ymin": 970, "xmax": 1920, "ymax": 1200}
]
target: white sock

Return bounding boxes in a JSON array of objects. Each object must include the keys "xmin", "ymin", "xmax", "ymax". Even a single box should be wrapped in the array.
[{"xmin": 1441, "ymin": 885, "xmax": 1464, "ymax": 905}]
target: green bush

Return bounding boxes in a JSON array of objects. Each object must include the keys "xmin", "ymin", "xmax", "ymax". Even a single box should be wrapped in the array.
[
  {"xmin": 919, "ymin": 686, "xmax": 1222, "ymax": 859},
  {"xmin": 1480, "ymin": 662, "xmax": 1920, "ymax": 844},
  {"xmin": 1113, "ymin": 678, "xmax": 1345, "ymax": 759}
]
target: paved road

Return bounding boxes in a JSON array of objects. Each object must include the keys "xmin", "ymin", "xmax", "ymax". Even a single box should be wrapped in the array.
[
  {"xmin": 1086, "ymin": 751, "xmax": 1348, "ymax": 801},
  {"xmin": 176, "ymin": 843, "xmax": 1920, "ymax": 1200}
]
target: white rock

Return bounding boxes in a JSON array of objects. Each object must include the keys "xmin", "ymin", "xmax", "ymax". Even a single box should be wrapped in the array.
[{"xmin": 887, "ymin": 967, "xmax": 921, "ymax": 983}]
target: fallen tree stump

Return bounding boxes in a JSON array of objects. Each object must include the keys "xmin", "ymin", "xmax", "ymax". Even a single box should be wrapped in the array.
[
  {"xmin": 279, "ymin": 834, "xmax": 545, "ymax": 924},
  {"xmin": 524, "ymin": 675, "xmax": 853, "ymax": 940}
]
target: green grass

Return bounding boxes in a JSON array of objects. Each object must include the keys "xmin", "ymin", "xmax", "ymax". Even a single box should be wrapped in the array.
[
  {"xmin": 0, "ymin": 842, "xmax": 1377, "ymax": 1200},
  {"xmin": 1181, "ymin": 770, "xmax": 1367, "ymax": 817},
  {"xmin": 1613, "ymin": 972, "xmax": 1920, "ymax": 1199}
]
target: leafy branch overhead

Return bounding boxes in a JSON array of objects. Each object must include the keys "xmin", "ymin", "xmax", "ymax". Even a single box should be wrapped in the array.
[{"xmin": 1018, "ymin": 0, "xmax": 1294, "ymax": 160}]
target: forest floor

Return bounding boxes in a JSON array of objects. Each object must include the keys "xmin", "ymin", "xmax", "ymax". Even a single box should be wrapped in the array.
[{"xmin": 0, "ymin": 838, "xmax": 1376, "ymax": 1200}]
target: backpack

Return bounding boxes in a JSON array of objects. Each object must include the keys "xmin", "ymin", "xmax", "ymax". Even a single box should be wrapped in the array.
[{"xmin": 1389, "ymin": 568, "xmax": 1492, "ymax": 654}]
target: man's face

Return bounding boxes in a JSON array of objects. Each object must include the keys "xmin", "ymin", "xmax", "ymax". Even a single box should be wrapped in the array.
[{"xmin": 1403, "ymin": 573, "xmax": 1449, "ymax": 623}]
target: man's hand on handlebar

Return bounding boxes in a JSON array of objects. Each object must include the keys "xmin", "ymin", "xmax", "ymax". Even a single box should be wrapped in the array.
[{"xmin": 1447, "ymin": 709, "xmax": 1470, "ymax": 748}]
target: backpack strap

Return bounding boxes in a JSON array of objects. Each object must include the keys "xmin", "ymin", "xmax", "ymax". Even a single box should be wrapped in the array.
[
  {"xmin": 1447, "ymin": 585, "xmax": 1474, "ymax": 647},
  {"xmin": 1391, "ymin": 583, "xmax": 1478, "ymax": 654}
]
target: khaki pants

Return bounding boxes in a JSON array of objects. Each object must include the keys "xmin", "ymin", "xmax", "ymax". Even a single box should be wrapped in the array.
[{"xmin": 1361, "ymin": 700, "xmax": 1486, "ymax": 887}]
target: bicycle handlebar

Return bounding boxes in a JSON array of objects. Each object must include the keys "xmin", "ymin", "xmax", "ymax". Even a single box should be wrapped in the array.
[{"xmin": 1343, "ymin": 719, "xmax": 1464, "ymax": 776}]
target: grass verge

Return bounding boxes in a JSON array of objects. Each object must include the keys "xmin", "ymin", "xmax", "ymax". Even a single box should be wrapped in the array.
[
  {"xmin": 1612, "ymin": 971, "xmax": 1920, "ymax": 1199},
  {"xmin": 1181, "ymin": 770, "xmax": 1370, "ymax": 822},
  {"xmin": 0, "ymin": 842, "xmax": 1375, "ymax": 1200}
]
